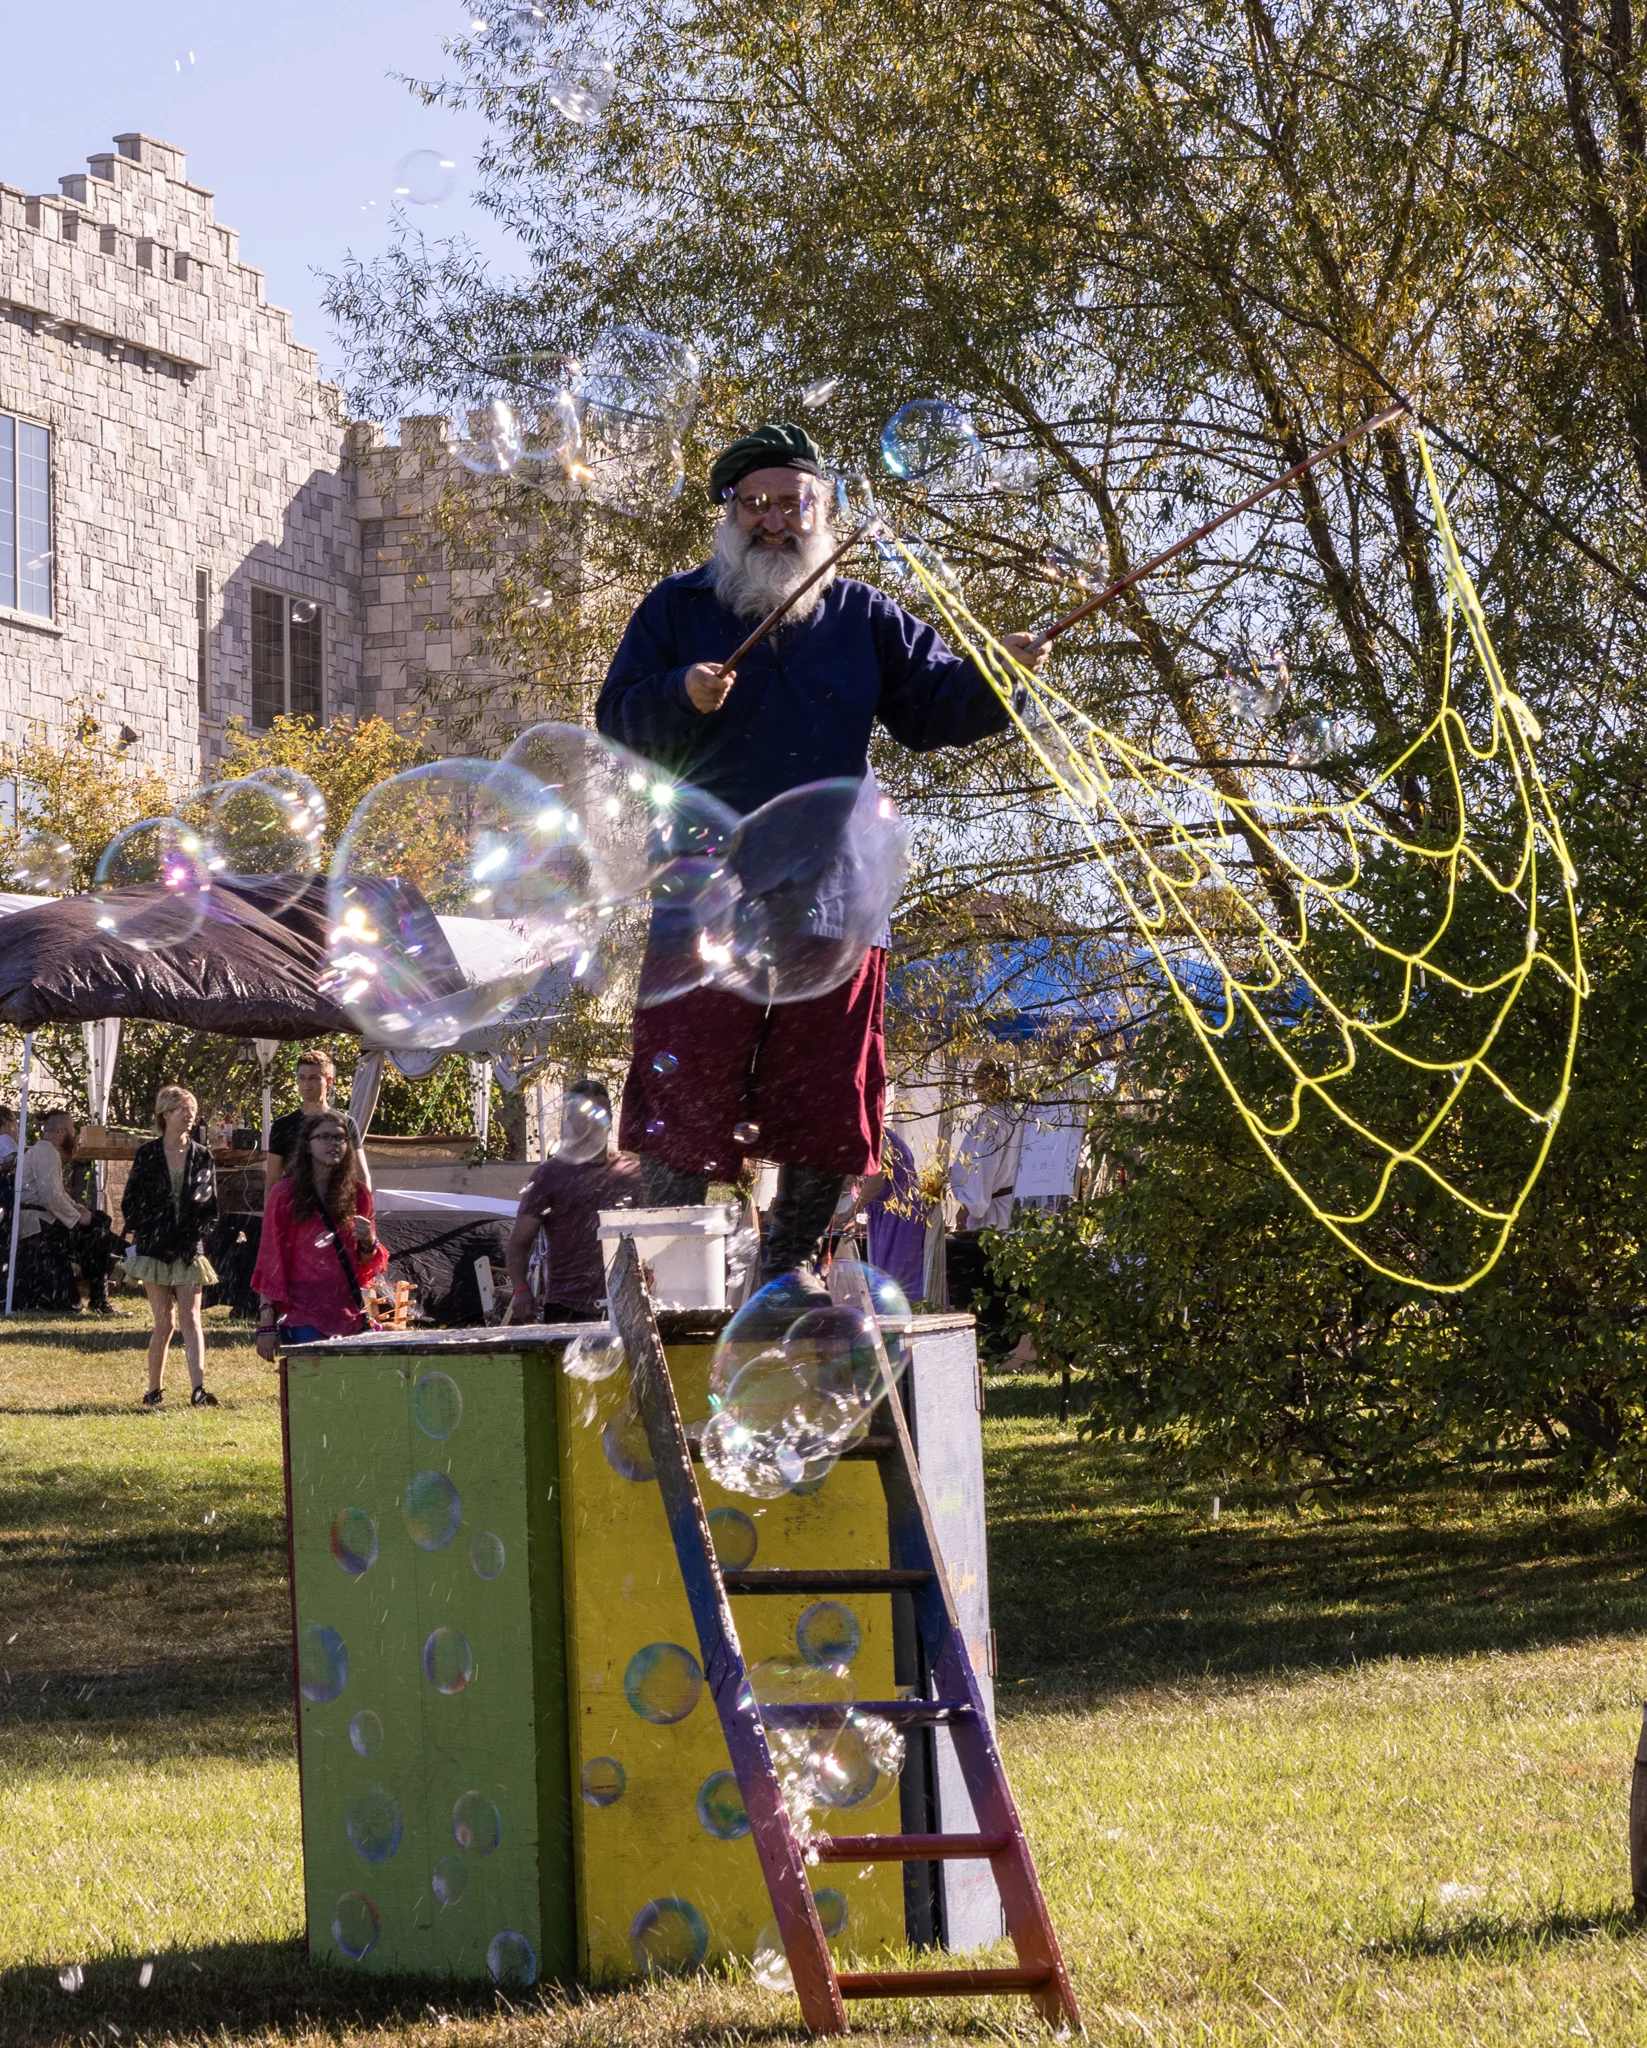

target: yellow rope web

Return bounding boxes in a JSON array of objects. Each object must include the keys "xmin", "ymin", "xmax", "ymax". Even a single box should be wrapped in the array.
[{"xmin": 883, "ymin": 426, "xmax": 1585, "ymax": 1291}]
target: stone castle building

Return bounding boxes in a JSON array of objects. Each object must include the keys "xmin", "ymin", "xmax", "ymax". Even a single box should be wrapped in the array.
[{"xmin": 0, "ymin": 131, "xmax": 521, "ymax": 785}]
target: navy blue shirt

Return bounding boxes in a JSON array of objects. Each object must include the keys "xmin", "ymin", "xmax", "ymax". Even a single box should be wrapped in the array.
[{"xmin": 595, "ymin": 565, "xmax": 1010, "ymax": 815}]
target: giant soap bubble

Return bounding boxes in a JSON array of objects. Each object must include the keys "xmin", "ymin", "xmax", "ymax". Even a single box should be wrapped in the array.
[
  {"xmin": 448, "ymin": 399, "xmax": 525, "ymax": 478},
  {"xmin": 505, "ymin": 721, "xmax": 741, "ymax": 1007},
  {"xmin": 574, "ymin": 326, "xmax": 700, "ymax": 515},
  {"xmin": 323, "ymin": 758, "xmax": 607, "ymax": 1047},
  {"xmin": 880, "ymin": 399, "xmax": 985, "ymax": 485},
  {"xmin": 691, "ymin": 775, "xmax": 910, "ymax": 1010},
  {"xmin": 546, "ymin": 47, "xmax": 617, "ymax": 125},
  {"xmin": 93, "ymin": 817, "xmax": 213, "ymax": 952},
  {"xmin": 700, "ymin": 1263, "xmax": 913, "ymax": 1498}
]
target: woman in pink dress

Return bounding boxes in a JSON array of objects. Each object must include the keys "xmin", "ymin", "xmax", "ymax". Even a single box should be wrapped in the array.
[{"xmin": 253, "ymin": 1109, "xmax": 387, "ymax": 1356}]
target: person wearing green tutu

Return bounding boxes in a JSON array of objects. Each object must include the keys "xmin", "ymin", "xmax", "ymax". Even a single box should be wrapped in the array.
[{"xmin": 122, "ymin": 1086, "xmax": 220, "ymax": 1409}]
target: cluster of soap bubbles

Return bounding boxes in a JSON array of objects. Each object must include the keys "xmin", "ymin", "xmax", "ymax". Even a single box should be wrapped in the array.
[
  {"xmin": 873, "ymin": 397, "xmax": 1106, "ymax": 600},
  {"xmin": 447, "ymin": 325, "xmax": 699, "ymax": 517},
  {"xmin": 87, "ymin": 767, "xmax": 326, "ymax": 953},
  {"xmin": 320, "ymin": 723, "xmax": 908, "ymax": 1049},
  {"xmin": 738, "ymin": 1606, "xmax": 905, "ymax": 1870},
  {"xmin": 471, "ymin": 12, "xmax": 618, "ymax": 126},
  {"xmin": 1223, "ymin": 642, "xmax": 1355, "ymax": 765},
  {"xmin": 699, "ymin": 1263, "xmax": 913, "ymax": 1498}
]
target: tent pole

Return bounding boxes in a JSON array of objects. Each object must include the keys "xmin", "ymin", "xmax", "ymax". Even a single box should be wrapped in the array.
[{"xmin": 6, "ymin": 1031, "xmax": 33, "ymax": 1316}]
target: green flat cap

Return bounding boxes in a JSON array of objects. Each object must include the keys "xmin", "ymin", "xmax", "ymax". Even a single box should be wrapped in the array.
[{"xmin": 708, "ymin": 422, "xmax": 823, "ymax": 504}]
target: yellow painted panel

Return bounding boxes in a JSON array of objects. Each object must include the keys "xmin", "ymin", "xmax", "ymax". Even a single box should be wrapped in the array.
[{"xmin": 558, "ymin": 1340, "xmax": 906, "ymax": 1982}]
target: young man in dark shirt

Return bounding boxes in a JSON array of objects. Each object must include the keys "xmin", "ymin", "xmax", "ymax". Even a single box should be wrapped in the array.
[
  {"xmin": 264, "ymin": 1049, "xmax": 369, "ymax": 1194},
  {"xmin": 505, "ymin": 1079, "xmax": 640, "ymax": 1322}
]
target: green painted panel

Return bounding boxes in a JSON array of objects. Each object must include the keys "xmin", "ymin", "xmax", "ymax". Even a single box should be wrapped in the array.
[{"xmin": 286, "ymin": 1350, "xmax": 565, "ymax": 1985}]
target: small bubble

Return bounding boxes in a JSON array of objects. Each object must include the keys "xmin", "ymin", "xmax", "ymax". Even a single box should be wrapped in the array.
[
  {"xmin": 432, "ymin": 1855, "xmax": 467, "ymax": 1906},
  {"xmin": 332, "ymin": 1891, "xmax": 380, "ymax": 1960},
  {"xmin": 732, "ymin": 1119, "xmax": 760, "ymax": 1145},
  {"xmin": 581, "ymin": 1755, "xmax": 627, "ymax": 1806},
  {"xmin": 393, "ymin": 148, "xmax": 458, "ymax": 205},
  {"xmin": 297, "ymin": 1623, "xmax": 348, "ymax": 1704},
  {"xmin": 402, "ymin": 1470, "xmax": 461, "ymax": 1550},
  {"xmin": 349, "ymin": 1709, "xmax": 384, "ymax": 1757},
  {"xmin": 629, "ymin": 1897, "xmax": 708, "ymax": 1975},
  {"xmin": 801, "ymin": 376, "xmax": 840, "ymax": 409},
  {"xmin": 624, "ymin": 1641, "xmax": 703, "ymax": 1722},
  {"xmin": 412, "ymin": 1370, "xmax": 463, "ymax": 1440},
  {"xmin": 58, "ymin": 1964, "xmax": 84, "ymax": 1994},
  {"xmin": 138, "ymin": 1962, "xmax": 154, "ymax": 1989},
  {"xmin": 330, "ymin": 1507, "xmax": 378, "ymax": 1577},
  {"xmin": 650, "ymin": 1050, "xmax": 679, "ymax": 1076},
  {"xmin": 696, "ymin": 1769, "xmax": 750, "ymax": 1839},
  {"xmin": 424, "ymin": 1627, "xmax": 476, "ymax": 1695},
  {"xmin": 290, "ymin": 598, "xmax": 318, "ymax": 626},
  {"xmin": 487, "ymin": 1929, "xmax": 538, "ymax": 1988},
  {"xmin": 452, "ymin": 1789, "xmax": 501, "ymax": 1854},
  {"xmin": 346, "ymin": 1786, "xmax": 404, "ymax": 1864},
  {"xmin": 470, "ymin": 1530, "xmax": 506, "ymax": 1578}
]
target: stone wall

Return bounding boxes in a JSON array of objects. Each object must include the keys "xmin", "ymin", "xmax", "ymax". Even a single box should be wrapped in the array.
[{"xmin": 0, "ymin": 132, "xmax": 360, "ymax": 783}]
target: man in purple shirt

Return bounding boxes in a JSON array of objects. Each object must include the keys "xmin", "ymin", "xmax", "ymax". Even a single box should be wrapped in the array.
[{"xmin": 596, "ymin": 422, "xmax": 1046, "ymax": 1286}]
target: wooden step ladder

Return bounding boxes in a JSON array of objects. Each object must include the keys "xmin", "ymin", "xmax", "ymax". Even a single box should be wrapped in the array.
[{"xmin": 607, "ymin": 1238, "xmax": 1083, "ymax": 2035}]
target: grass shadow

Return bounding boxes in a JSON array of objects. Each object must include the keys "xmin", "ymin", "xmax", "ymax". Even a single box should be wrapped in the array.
[
  {"xmin": 986, "ymin": 1373, "xmax": 1647, "ymax": 1702},
  {"xmin": 0, "ymin": 1939, "xmax": 813, "ymax": 2048},
  {"xmin": 1365, "ymin": 1902, "xmax": 1644, "ymax": 1960}
]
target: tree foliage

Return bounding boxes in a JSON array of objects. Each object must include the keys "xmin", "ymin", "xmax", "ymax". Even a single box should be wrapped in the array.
[{"xmin": 323, "ymin": 0, "xmax": 1647, "ymax": 1473}]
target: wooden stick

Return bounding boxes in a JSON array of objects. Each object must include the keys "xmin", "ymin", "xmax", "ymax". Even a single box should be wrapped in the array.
[
  {"xmin": 1033, "ymin": 400, "xmax": 1409, "ymax": 648},
  {"xmin": 713, "ymin": 517, "xmax": 878, "ymax": 674}
]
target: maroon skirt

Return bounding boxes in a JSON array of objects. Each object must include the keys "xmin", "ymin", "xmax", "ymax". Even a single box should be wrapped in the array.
[{"xmin": 619, "ymin": 947, "xmax": 887, "ymax": 1179}]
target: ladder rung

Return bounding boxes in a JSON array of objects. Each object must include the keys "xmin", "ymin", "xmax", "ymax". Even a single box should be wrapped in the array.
[
  {"xmin": 722, "ymin": 1568, "xmax": 933, "ymax": 1594},
  {"xmin": 757, "ymin": 1698, "xmax": 974, "ymax": 1727},
  {"xmin": 811, "ymin": 1831, "xmax": 1010, "ymax": 1862},
  {"xmin": 836, "ymin": 1968, "xmax": 1055, "ymax": 1999}
]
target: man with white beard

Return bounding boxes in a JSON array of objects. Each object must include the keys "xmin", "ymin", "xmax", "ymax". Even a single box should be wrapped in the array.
[{"xmin": 597, "ymin": 422, "xmax": 1047, "ymax": 1289}]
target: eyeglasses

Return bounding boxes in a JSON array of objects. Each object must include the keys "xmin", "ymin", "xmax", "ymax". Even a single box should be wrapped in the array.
[{"xmin": 724, "ymin": 484, "xmax": 817, "ymax": 520}]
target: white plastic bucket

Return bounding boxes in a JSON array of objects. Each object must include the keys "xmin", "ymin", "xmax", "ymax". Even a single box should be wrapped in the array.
[{"xmin": 597, "ymin": 1205, "xmax": 738, "ymax": 1311}]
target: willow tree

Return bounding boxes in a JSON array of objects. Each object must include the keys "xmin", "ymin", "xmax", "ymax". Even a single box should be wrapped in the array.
[{"xmin": 325, "ymin": 0, "xmax": 1647, "ymax": 1129}]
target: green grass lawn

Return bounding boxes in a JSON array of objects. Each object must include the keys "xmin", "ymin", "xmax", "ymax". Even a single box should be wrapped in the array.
[{"xmin": 3, "ymin": 1314, "xmax": 1647, "ymax": 2044}]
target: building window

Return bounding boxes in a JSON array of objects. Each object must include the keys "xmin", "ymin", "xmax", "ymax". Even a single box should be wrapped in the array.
[
  {"xmin": 250, "ymin": 587, "xmax": 324, "ymax": 728},
  {"xmin": 0, "ymin": 413, "xmax": 52, "ymax": 618},
  {"xmin": 195, "ymin": 569, "xmax": 210, "ymax": 715}
]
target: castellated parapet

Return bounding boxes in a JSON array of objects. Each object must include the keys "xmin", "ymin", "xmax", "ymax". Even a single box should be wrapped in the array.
[
  {"xmin": 0, "ymin": 132, "xmax": 360, "ymax": 779},
  {"xmin": 0, "ymin": 132, "xmax": 532, "ymax": 785}
]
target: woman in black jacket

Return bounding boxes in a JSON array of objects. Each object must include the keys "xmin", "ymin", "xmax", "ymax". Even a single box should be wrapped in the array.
[{"xmin": 122, "ymin": 1086, "xmax": 220, "ymax": 1409}]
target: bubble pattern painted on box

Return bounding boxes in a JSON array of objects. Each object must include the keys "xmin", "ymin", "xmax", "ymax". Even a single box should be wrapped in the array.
[
  {"xmin": 694, "ymin": 1769, "xmax": 749, "ymax": 1840},
  {"xmin": 581, "ymin": 1756, "xmax": 627, "ymax": 1806},
  {"xmin": 412, "ymin": 1369, "xmax": 464, "ymax": 1440},
  {"xmin": 402, "ymin": 1469, "xmax": 462, "ymax": 1550},
  {"xmin": 332, "ymin": 1890, "xmax": 380, "ymax": 1959},
  {"xmin": 346, "ymin": 1786, "xmax": 403, "ymax": 1864},
  {"xmin": 452, "ymin": 1789, "xmax": 501, "ymax": 1854},
  {"xmin": 348, "ymin": 1709, "xmax": 383, "ymax": 1758},
  {"xmin": 298, "ymin": 1623, "xmax": 348, "ymax": 1704},
  {"xmin": 329, "ymin": 1506, "xmax": 378, "ymax": 1576},
  {"xmin": 629, "ymin": 1896, "xmax": 708, "ymax": 1975},
  {"xmin": 487, "ymin": 1928, "xmax": 538, "ymax": 1988},
  {"xmin": 623, "ymin": 1642, "xmax": 702, "ymax": 1723},
  {"xmin": 424, "ymin": 1626, "xmax": 475, "ymax": 1695}
]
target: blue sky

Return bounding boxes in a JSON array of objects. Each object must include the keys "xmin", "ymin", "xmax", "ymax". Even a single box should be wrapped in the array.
[{"xmin": 5, "ymin": 0, "xmax": 516, "ymax": 391}]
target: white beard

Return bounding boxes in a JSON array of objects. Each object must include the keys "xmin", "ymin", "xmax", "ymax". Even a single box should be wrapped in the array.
[{"xmin": 710, "ymin": 503, "xmax": 838, "ymax": 624}]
